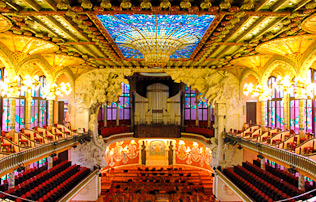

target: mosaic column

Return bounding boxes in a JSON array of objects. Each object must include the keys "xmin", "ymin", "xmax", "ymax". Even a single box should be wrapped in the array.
[
  {"xmin": 24, "ymin": 92, "xmax": 32, "ymax": 130},
  {"xmin": 47, "ymin": 155, "xmax": 53, "ymax": 169},
  {"xmin": 260, "ymin": 101, "xmax": 266, "ymax": 131},
  {"xmin": 9, "ymin": 98, "xmax": 17, "ymax": 142},
  {"xmin": 298, "ymin": 173, "xmax": 305, "ymax": 191},
  {"xmin": 299, "ymin": 99, "xmax": 305, "ymax": 139},
  {"xmin": 8, "ymin": 172, "xmax": 15, "ymax": 188},
  {"xmin": 282, "ymin": 94, "xmax": 290, "ymax": 131},
  {"xmin": 260, "ymin": 158, "xmax": 266, "ymax": 170},
  {"xmin": 48, "ymin": 100, "xmax": 54, "ymax": 129}
]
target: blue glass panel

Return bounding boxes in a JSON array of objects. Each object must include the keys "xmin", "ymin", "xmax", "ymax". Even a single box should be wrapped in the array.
[{"xmin": 97, "ymin": 14, "xmax": 215, "ymax": 59}]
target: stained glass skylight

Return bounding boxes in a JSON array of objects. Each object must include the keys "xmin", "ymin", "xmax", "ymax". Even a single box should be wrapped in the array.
[{"xmin": 97, "ymin": 14, "xmax": 215, "ymax": 65}]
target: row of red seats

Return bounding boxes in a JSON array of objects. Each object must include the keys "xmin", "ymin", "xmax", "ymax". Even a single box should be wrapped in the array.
[
  {"xmin": 234, "ymin": 165, "xmax": 291, "ymax": 201},
  {"xmin": 184, "ymin": 127, "xmax": 213, "ymax": 138},
  {"xmin": 19, "ymin": 165, "xmax": 84, "ymax": 201},
  {"xmin": 224, "ymin": 168, "xmax": 274, "ymax": 202},
  {"xmin": 13, "ymin": 165, "xmax": 48, "ymax": 187},
  {"xmin": 242, "ymin": 162, "xmax": 301, "ymax": 197},
  {"xmin": 265, "ymin": 163, "xmax": 298, "ymax": 186},
  {"xmin": 0, "ymin": 160, "xmax": 71, "ymax": 200},
  {"xmin": 101, "ymin": 126, "xmax": 131, "ymax": 137}
]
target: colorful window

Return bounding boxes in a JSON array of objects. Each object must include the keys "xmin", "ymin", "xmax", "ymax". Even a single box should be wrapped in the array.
[
  {"xmin": 290, "ymin": 100, "xmax": 299, "ymax": 133},
  {"xmin": 2, "ymin": 98, "xmax": 10, "ymax": 131},
  {"xmin": 15, "ymin": 99, "xmax": 25, "ymax": 131}
]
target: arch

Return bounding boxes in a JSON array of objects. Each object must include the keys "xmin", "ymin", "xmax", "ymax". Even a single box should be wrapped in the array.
[
  {"xmin": 239, "ymin": 68, "xmax": 260, "ymax": 86},
  {"xmin": 300, "ymin": 43, "xmax": 316, "ymax": 78},
  {"xmin": 54, "ymin": 67, "xmax": 75, "ymax": 88},
  {"xmin": 261, "ymin": 59, "xmax": 297, "ymax": 86},
  {"xmin": 17, "ymin": 54, "xmax": 54, "ymax": 84},
  {"xmin": 0, "ymin": 42, "xmax": 16, "ymax": 79}
]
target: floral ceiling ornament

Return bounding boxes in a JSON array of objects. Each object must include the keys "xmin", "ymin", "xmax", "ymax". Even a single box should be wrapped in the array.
[
  {"xmin": 81, "ymin": 0, "xmax": 93, "ymax": 9},
  {"xmin": 140, "ymin": 0, "xmax": 152, "ymax": 9},
  {"xmin": 240, "ymin": 0, "xmax": 254, "ymax": 10},
  {"xmin": 200, "ymin": 0, "xmax": 212, "ymax": 9},
  {"xmin": 120, "ymin": 0, "xmax": 132, "ymax": 9},
  {"xmin": 219, "ymin": 0, "xmax": 231, "ymax": 10},
  {"xmin": 160, "ymin": 0, "xmax": 171, "ymax": 9},
  {"xmin": 180, "ymin": 0, "xmax": 191, "ymax": 9},
  {"xmin": 57, "ymin": 0, "xmax": 70, "ymax": 10},
  {"xmin": 100, "ymin": 0, "xmax": 112, "ymax": 9}
]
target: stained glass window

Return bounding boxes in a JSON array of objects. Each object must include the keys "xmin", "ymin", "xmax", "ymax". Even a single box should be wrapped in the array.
[
  {"xmin": 106, "ymin": 83, "xmax": 131, "ymax": 122},
  {"xmin": 97, "ymin": 14, "xmax": 215, "ymax": 59},
  {"xmin": 31, "ymin": 100, "xmax": 39, "ymax": 129},
  {"xmin": 15, "ymin": 99, "xmax": 25, "ymax": 131},
  {"xmin": 266, "ymin": 76, "xmax": 284, "ymax": 129},
  {"xmin": 2, "ymin": 98, "xmax": 10, "ymax": 131},
  {"xmin": 98, "ymin": 104, "xmax": 106, "ymax": 121},
  {"xmin": 184, "ymin": 86, "xmax": 213, "ymax": 122},
  {"xmin": 184, "ymin": 86, "xmax": 196, "ymax": 121},
  {"xmin": 290, "ymin": 100, "xmax": 299, "ymax": 133},
  {"xmin": 39, "ymin": 100, "xmax": 47, "ymax": 127},
  {"xmin": 305, "ymin": 100, "xmax": 313, "ymax": 133}
]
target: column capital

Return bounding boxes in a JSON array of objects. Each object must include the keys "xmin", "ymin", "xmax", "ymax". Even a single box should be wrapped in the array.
[{"xmin": 215, "ymin": 102, "xmax": 226, "ymax": 116}]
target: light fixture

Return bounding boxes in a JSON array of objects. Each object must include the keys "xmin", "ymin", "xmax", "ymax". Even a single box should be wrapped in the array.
[
  {"xmin": 42, "ymin": 82, "xmax": 72, "ymax": 100},
  {"xmin": 0, "ymin": 75, "xmax": 40, "ymax": 97},
  {"xmin": 243, "ymin": 83, "xmax": 272, "ymax": 101}
]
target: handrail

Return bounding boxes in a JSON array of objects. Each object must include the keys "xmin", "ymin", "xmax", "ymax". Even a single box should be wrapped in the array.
[
  {"xmin": 215, "ymin": 169, "xmax": 253, "ymax": 202},
  {"xmin": 0, "ymin": 133, "xmax": 90, "ymax": 177},
  {"xmin": 58, "ymin": 169, "xmax": 98, "ymax": 202},
  {"xmin": 226, "ymin": 133, "xmax": 316, "ymax": 179}
]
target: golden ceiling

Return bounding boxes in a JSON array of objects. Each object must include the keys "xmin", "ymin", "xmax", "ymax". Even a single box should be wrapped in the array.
[{"xmin": 0, "ymin": 0, "xmax": 315, "ymax": 78}]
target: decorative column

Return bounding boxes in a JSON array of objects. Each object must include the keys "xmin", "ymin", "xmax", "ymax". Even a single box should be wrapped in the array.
[
  {"xmin": 260, "ymin": 158, "xmax": 266, "ymax": 170},
  {"xmin": 260, "ymin": 100, "xmax": 266, "ymax": 131},
  {"xmin": 8, "ymin": 172, "xmax": 15, "ymax": 188},
  {"xmin": 298, "ymin": 173, "xmax": 305, "ymax": 191},
  {"xmin": 48, "ymin": 100, "xmax": 54, "ymax": 129},
  {"xmin": 9, "ymin": 98, "xmax": 16, "ymax": 142},
  {"xmin": 24, "ymin": 92, "xmax": 32, "ymax": 129},
  {"xmin": 208, "ymin": 106, "xmax": 211, "ymax": 127},
  {"xmin": 103, "ymin": 104, "xmax": 107, "ymax": 127},
  {"xmin": 215, "ymin": 102, "xmax": 226, "ymax": 166},
  {"xmin": 47, "ymin": 155, "xmax": 53, "ymax": 169},
  {"xmin": 282, "ymin": 94, "xmax": 290, "ymax": 131},
  {"xmin": 299, "ymin": 99, "xmax": 305, "ymax": 139},
  {"xmin": 195, "ymin": 99, "xmax": 199, "ymax": 126},
  {"xmin": 116, "ymin": 100, "xmax": 120, "ymax": 126}
]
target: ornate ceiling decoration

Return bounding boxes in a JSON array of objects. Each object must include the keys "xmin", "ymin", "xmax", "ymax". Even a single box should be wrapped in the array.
[
  {"xmin": 97, "ymin": 14, "xmax": 214, "ymax": 67},
  {"xmin": 302, "ymin": 13, "xmax": 316, "ymax": 34},
  {"xmin": 42, "ymin": 54, "xmax": 85, "ymax": 72},
  {"xmin": 0, "ymin": 15, "xmax": 12, "ymax": 32},
  {"xmin": 0, "ymin": 0, "xmax": 315, "ymax": 76},
  {"xmin": 230, "ymin": 55, "xmax": 273, "ymax": 74}
]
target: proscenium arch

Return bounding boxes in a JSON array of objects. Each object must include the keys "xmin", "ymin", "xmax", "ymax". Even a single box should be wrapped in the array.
[
  {"xmin": 0, "ymin": 42, "xmax": 16, "ymax": 79},
  {"xmin": 17, "ymin": 55, "xmax": 54, "ymax": 84}
]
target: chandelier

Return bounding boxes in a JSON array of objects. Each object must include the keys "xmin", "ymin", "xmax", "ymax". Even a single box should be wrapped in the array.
[
  {"xmin": 0, "ymin": 75, "xmax": 40, "ymax": 97},
  {"xmin": 97, "ymin": 14, "xmax": 215, "ymax": 68},
  {"xmin": 243, "ymin": 75, "xmax": 316, "ymax": 100},
  {"xmin": 42, "ymin": 82, "xmax": 72, "ymax": 100}
]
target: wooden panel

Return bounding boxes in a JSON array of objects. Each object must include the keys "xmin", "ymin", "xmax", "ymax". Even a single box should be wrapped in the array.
[
  {"xmin": 246, "ymin": 102, "xmax": 256, "ymax": 125},
  {"xmin": 134, "ymin": 125, "xmax": 181, "ymax": 138},
  {"xmin": 58, "ymin": 101, "xmax": 64, "ymax": 124}
]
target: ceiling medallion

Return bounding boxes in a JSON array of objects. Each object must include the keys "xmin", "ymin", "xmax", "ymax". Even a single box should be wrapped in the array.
[
  {"xmin": 97, "ymin": 14, "xmax": 215, "ymax": 68},
  {"xmin": 0, "ymin": 15, "xmax": 12, "ymax": 33}
]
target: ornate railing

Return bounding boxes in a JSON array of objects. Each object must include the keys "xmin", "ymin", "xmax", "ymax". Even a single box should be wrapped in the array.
[
  {"xmin": 226, "ymin": 134, "xmax": 316, "ymax": 179},
  {"xmin": 0, "ymin": 133, "xmax": 90, "ymax": 177},
  {"xmin": 215, "ymin": 169, "xmax": 253, "ymax": 202}
]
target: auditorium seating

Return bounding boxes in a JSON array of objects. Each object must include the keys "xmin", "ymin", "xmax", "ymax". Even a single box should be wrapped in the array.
[
  {"xmin": 223, "ymin": 161, "xmax": 314, "ymax": 201},
  {"xmin": 0, "ymin": 160, "xmax": 91, "ymax": 202}
]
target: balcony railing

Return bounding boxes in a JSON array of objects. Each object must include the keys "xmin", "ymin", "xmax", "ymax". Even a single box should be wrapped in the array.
[
  {"xmin": 0, "ymin": 133, "xmax": 90, "ymax": 177},
  {"xmin": 226, "ymin": 133, "xmax": 316, "ymax": 179}
]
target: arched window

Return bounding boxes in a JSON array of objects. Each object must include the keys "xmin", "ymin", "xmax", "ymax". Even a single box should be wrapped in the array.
[
  {"xmin": 266, "ymin": 76, "xmax": 284, "ymax": 130},
  {"xmin": 15, "ymin": 76, "xmax": 25, "ymax": 131},
  {"xmin": 102, "ymin": 83, "xmax": 131, "ymax": 125},
  {"xmin": 184, "ymin": 85, "xmax": 214, "ymax": 126},
  {"xmin": 0, "ymin": 68, "xmax": 9, "ymax": 131},
  {"xmin": 31, "ymin": 75, "xmax": 48, "ymax": 128}
]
